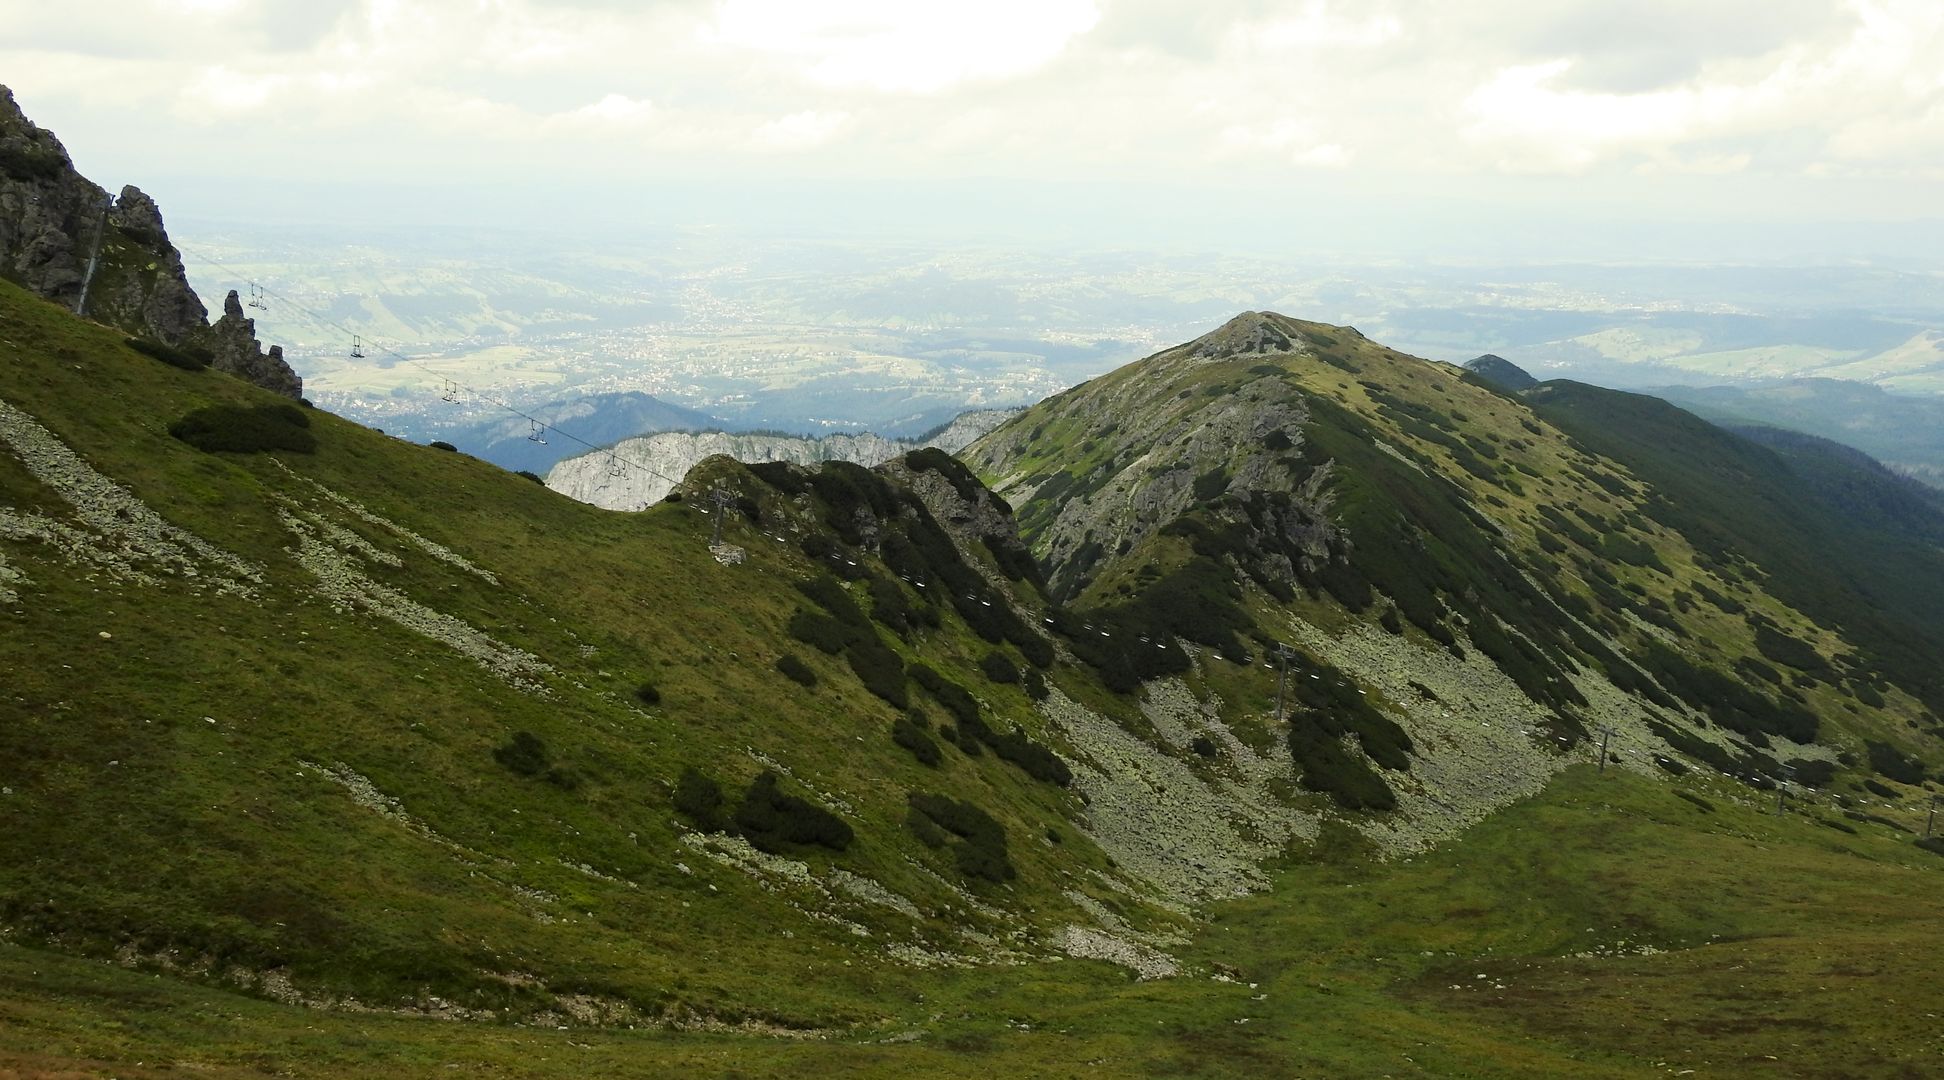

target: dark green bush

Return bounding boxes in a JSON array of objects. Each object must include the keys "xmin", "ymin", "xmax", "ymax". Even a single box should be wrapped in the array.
[
  {"xmin": 494, "ymin": 732, "xmax": 577, "ymax": 789},
  {"xmin": 429, "ymin": 440, "xmax": 458, "ymax": 452},
  {"xmin": 735, "ymin": 771, "xmax": 853, "ymax": 853},
  {"xmin": 775, "ymin": 653, "xmax": 817, "ymax": 688},
  {"xmin": 493, "ymin": 731, "xmax": 550, "ymax": 777},
  {"xmin": 1022, "ymin": 667, "xmax": 1049, "ymax": 701},
  {"xmin": 979, "ymin": 651, "xmax": 1019, "ymax": 685},
  {"xmin": 673, "ymin": 766, "xmax": 727, "ymax": 831},
  {"xmin": 906, "ymin": 805, "xmax": 950, "ymax": 848},
  {"xmin": 1288, "ymin": 721, "xmax": 1396, "ymax": 811},
  {"xmin": 169, "ymin": 403, "xmax": 316, "ymax": 454},
  {"xmin": 907, "ymin": 793, "xmax": 1014, "ymax": 882},
  {"xmin": 844, "ymin": 637, "xmax": 908, "ymax": 708},
  {"xmin": 990, "ymin": 726, "xmax": 1071, "ymax": 786},
  {"xmin": 1866, "ymin": 741, "xmax": 1926, "ymax": 785},
  {"xmin": 1787, "ymin": 758, "xmax": 1837, "ymax": 788},
  {"xmin": 633, "ymin": 683, "xmax": 661, "ymax": 706},
  {"xmin": 1190, "ymin": 735, "xmax": 1218, "ymax": 758},
  {"xmin": 125, "ymin": 336, "xmax": 210, "ymax": 371},
  {"xmin": 787, "ymin": 609, "xmax": 851, "ymax": 655},
  {"xmin": 515, "ymin": 470, "xmax": 545, "ymax": 484},
  {"xmin": 1862, "ymin": 778, "xmax": 1900, "ymax": 799},
  {"xmin": 1917, "ymin": 837, "xmax": 1944, "ymax": 858},
  {"xmin": 892, "ymin": 714, "xmax": 942, "ymax": 766}
]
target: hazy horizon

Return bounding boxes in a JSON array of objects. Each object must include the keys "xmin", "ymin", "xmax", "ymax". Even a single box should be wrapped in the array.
[{"xmin": 7, "ymin": 0, "xmax": 1943, "ymax": 264}]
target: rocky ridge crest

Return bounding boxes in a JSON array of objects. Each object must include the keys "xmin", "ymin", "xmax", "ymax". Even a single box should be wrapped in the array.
[{"xmin": 0, "ymin": 85, "xmax": 299, "ymax": 397}]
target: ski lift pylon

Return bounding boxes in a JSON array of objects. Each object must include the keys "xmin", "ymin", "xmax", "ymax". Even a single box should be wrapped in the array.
[{"xmin": 350, "ymin": 334, "xmax": 365, "ymax": 359}]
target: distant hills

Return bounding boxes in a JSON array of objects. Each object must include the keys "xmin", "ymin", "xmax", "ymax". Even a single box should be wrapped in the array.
[{"xmin": 444, "ymin": 390, "xmax": 720, "ymax": 474}]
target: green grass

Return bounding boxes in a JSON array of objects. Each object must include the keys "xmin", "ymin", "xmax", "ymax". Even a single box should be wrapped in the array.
[{"xmin": 2, "ymin": 767, "xmax": 1940, "ymax": 1077}]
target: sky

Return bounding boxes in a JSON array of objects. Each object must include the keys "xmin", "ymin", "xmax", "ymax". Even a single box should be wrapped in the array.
[{"xmin": 5, "ymin": 0, "xmax": 1943, "ymax": 259}]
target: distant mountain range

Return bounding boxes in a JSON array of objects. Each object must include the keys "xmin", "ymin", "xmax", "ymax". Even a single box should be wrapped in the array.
[{"xmin": 443, "ymin": 390, "xmax": 721, "ymax": 475}]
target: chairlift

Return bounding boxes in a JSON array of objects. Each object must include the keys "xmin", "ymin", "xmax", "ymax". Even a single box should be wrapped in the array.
[
  {"xmin": 607, "ymin": 456, "xmax": 627, "ymax": 478},
  {"xmin": 350, "ymin": 335, "xmax": 365, "ymax": 359},
  {"xmin": 527, "ymin": 421, "xmax": 548, "ymax": 445},
  {"xmin": 440, "ymin": 379, "xmax": 458, "ymax": 403},
  {"xmin": 247, "ymin": 282, "xmax": 267, "ymax": 311}
]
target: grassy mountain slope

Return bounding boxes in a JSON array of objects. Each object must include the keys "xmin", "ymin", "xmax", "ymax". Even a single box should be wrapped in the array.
[
  {"xmin": 0, "ymin": 276, "xmax": 1159, "ymax": 1026},
  {"xmin": 968, "ymin": 312, "xmax": 1942, "ymax": 815},
  {"xmin": 5, "ymin": 292, "xmax": 1944, "ymax": 1076}
]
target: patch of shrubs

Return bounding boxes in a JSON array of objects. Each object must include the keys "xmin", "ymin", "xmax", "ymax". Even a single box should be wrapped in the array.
[
  {"xmin": 492, "ymin": 731, "xmax": 577, "ymax": 789},
  {"xmin": 1288, "ymin": 716, "xmax": 1396, "ymax": 811},
  {"xmin": 907, "ymin": 792, "xmax": 1014, "ymax": 883},
  {"xmin": 845, "ymin": 635, "xmax": 909, "ymax": 709},
  {"xmin": 169, "ymin": 403, "xmax": 316, "ymax": 454},
  {"xmin": 1752, "ymin": 621, "xmax": 1829, "ymax": 673},
  {"xmin": 787, "ymin": 609, "xmax": 851, "ymax": 655},
  {"xmin": 1021, "ymin": 667, "xmax": 1049, "ymax": 702},
  {"xmin": 126, "ymin": 336, "xmax": 210, "ymax": 371},
  {"xmin": 429, "ymin": 440, "xmax": 458, "ymax": 452},
  {"xmin": 515, "ymin": 470, "xmax": 545, "ymax": 484},
  {"xmin": 775, "ymin": 653, "xmax": 817, "ymax": 688},
  {"xmin": 1865, "ymin": 740, "xmax": 1926, "ymax": 785},
  {"xmin": 1190, "ymin": 735, "xmax": 1219, "ymax": 758},
  {"xmin": 1786, "ymin": 758, "xmax": 1837, "ymax": 788},
  {"xmin": 733, "ymin": 770, "xmax": 854, "ymax": 853},
  {"xmin": 979, "ymin": 651, "xmax": 1019, "ymax": 685},
  {"xmin": 633, "ymin": 682, "xmax": 662, "ymax": 706},
  {"xmin": 908, "ymin": 662, "xmax": 1068, "ymax": 785},
  {"xmin": 673, "ymin": 767, "xmax": 853, "ymax": 854},
  {"xmin": 1917, "ymin": 837, "xmax": 1944, "ymax": 858},
  {"xmin": 673, "ymin": 766, "xmax": 727, "ymax": 831},
  {"xmin": 892, "ymin": 712, "xmax": 942, "ymax": 766}
]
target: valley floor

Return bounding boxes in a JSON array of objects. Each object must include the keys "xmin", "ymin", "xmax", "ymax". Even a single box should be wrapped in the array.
[{"xmin": 4, "ymin": 765, "xmax": 1940, "ymax": 1079}]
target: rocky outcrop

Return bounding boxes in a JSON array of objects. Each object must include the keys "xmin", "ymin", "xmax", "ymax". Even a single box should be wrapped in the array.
[
  {"xmin": 210, "ymin": 290, "xmax": 303, "ymax": 399},
  {"xmin": 0, "ymin": 85, "xmax": 105, "ymax": 310},
  {"xmin": 547, "ymin": 409, "xmax": 1015, "ymax": 510},
  {"xmin": 0, "ymin": 84, "xmax": 297, "ymax": 396}
]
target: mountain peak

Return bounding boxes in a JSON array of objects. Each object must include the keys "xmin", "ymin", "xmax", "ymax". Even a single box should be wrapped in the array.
[
  {"xmin": 1183, "ymin": 310, "xmax": 1312, "ymax": 360},
  {"xmin": 1463, "ymin": 353, "xmax": 1537, "ymax": 391}
]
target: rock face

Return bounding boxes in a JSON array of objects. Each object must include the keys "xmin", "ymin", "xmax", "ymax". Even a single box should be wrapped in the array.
[
  {"xmin": 547, "ymin": 409, "xmax": 1015, "ymax": 510},
  {"xmin": 210, "ymin": 291, "xmax": 303, "ymax": 399},
  {"xmin": 0, "ymin": 84, "xmax": 298, "ymax": 397}
]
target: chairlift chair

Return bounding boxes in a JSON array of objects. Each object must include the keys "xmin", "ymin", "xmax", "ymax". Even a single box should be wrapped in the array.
[
  {"xmin": 350, "ymin": 335, "xmax": 365, "ymax": 359},
  {"xmin": 247, "ymin": 282, "xmax": 267, "ymax": 311},
  {"xmin": 527, "ymin": 421, "xmax": 547, "ymax": 445}
]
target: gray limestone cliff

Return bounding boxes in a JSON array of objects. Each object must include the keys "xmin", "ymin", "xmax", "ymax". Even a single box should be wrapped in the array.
[
  {"xmin": 547, "ymin": 409, "xmax": 1016, "ymax": 510},
  {"xmin": 0, "ymin": 84, "xmax": 300, "ymax": 398}
]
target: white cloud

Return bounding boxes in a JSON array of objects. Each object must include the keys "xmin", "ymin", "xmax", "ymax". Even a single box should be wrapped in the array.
[
  {"xmin": 703, "ymin": 0, "xmax": 1101, "ymax": 93},
  {"xmin": 2, "ymin": 0, "xmax": 1941, "ymax": 227},
  {"xmin": 751, "ymin": 109, "xmax": 850, "ymax": 150}
]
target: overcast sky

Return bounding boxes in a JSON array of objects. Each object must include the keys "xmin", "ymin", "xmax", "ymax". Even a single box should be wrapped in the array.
[{"xmin": 6, "ymin": 0, "xmax": 1942, "ymax": 259}]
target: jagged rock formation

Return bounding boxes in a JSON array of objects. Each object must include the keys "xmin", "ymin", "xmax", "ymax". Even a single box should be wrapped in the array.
[
  {"xmin": 209, "ymin": 290, "xmax": 302, "ymax": 399},
  {"xmin": 547, "ymin": 408, "xmax": 1015, "ymax": 510},
  {"xmin": 0, "ymin": 84, "xmax": 298, "ymax": 397}
]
